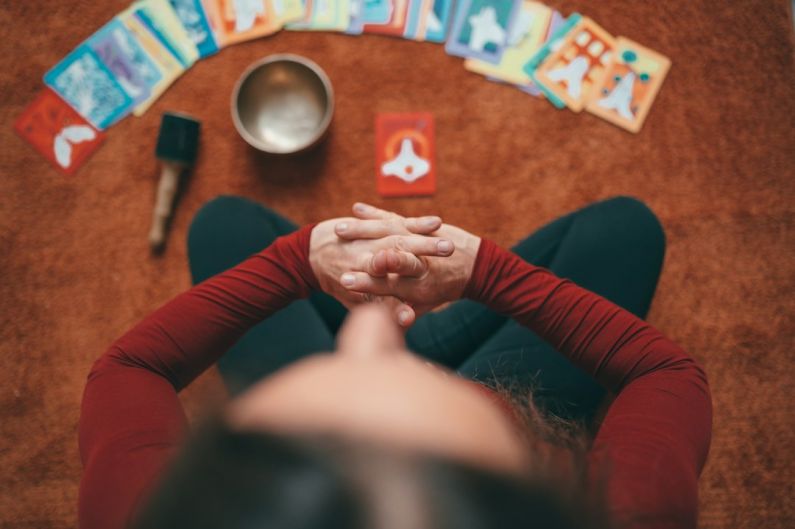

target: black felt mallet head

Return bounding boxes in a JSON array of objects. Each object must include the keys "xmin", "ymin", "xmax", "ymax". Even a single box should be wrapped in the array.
[{"xmin": 149, "ymin": 112, "xmax": 201, "ymax": 253}]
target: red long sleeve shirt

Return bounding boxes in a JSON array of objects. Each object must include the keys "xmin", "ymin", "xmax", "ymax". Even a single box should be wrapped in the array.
[{"xmin": 78, "ymin": 226, "xmax": 711, "ymax": 529}]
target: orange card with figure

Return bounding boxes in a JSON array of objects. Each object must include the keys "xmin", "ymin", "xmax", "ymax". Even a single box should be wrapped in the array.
[
  {"xmin": 376, "ymin": 113, "xmax": 436, "ymax": 197},
  {"xmin": 533, "ymin": 16, "xmax": 616, "ymax": 112},
  {"xmin": 204, "ymin": 0, "xmax": 281, "ymax": 46},
  {"xmin": 586, "ymin": 37, "xmax": 671, "ymax": 133}
]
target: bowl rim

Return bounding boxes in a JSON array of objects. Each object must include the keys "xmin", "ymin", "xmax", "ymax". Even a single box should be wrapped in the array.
[{"xmin": 230, "ymin": 53, "xmax": 335, "ymax": 154}]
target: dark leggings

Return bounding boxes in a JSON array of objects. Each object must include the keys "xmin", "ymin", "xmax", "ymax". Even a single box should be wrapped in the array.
[{"xmin": 187, "ymin": 196, "xmax": 665, "ymax": 422}]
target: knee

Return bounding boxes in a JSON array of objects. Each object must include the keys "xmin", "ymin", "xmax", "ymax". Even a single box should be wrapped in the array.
[{"xmin": 596, "ymin": 196, "xmax": 666, "ymax": 255}]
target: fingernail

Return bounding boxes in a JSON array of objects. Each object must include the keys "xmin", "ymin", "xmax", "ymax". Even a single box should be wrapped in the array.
[
  {"xmin": 399, "ymin": 310, "xmax": 411, "ymax": 325},
  {"xmin": 354, "ymin": 203, "xmax": 368, "ymax": 213},
  {"xmin": 421, "ymin": 217, "xmax": 439, "ymax": 228},
  {"xmin": 336, "ymin": 222, "xmax": 348, "ymax": 232},
  {"xmin": 437, "ymin": 240, "xmax": 453, "ymax": 254},
  {"xmin": 341, "ymin": 273, "xmax": 355, "ymax": 287}
]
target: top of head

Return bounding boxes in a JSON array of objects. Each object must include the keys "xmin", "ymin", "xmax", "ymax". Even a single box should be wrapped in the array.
[{"xmin": 156, "ymin": 112, "xmax": 201, "ymax": 166}]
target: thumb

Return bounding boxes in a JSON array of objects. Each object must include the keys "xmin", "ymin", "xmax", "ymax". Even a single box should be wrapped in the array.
[{"xmin": 336, "ymin": 304, "xmax": 406, "ymax": 358}]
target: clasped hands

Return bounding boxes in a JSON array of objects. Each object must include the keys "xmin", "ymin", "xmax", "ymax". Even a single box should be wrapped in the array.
[{"xmin": 309, "ymin": 202, "xmax": 481, "ymax": 327}]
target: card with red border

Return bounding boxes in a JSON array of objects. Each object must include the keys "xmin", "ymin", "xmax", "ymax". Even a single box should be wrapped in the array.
[
  {"xmin": 376, "ymin": 112, "xmax": 436, "ymax": 197},
  {"xmin": 14, "ymin": 89, "xmax": 105, "ymax": 175}
]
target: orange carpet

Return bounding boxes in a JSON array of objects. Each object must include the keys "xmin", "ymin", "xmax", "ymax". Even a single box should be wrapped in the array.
[{"xmin": 1, "ymin": 1, "xmax": 794, "ymax": 527}]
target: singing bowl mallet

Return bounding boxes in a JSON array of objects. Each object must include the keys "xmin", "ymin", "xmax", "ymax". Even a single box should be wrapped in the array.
[{"xmin": 148, "ymin": 112, "xmax": 201, "ymax": 253}]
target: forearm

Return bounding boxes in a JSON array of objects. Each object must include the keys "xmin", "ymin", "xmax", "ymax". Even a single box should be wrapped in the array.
[
  {"xmin": 98, "ymin": 224, "xmax": 318, "ymax": 390},
  {"xmin": 464, "ymin": 238, "xmax": 704, "ymax": 395}
]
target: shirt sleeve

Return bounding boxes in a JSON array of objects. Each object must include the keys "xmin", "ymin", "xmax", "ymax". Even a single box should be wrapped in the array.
[
  {"xmin": 78, "ymin": 225, "xmax": 318, "ymax": 529},
  {"xmin": 465, "ymin": 239, "xmax": 712, "ymax": 529}
]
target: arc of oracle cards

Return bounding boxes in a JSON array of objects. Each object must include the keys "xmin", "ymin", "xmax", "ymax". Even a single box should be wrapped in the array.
[
  {"xmin": 14, "ymin": 89, "xmax": 105, "ymax": 175},
  {"xmin": 376, "ymin": 113, "xmax": 436, "ymax": 197}
]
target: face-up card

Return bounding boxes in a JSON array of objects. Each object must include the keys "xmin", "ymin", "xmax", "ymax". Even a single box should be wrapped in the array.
[
  {"xmin": 119, "ymin": 11, "xmax": 185, "ymax": 116},
  {"xmin": 531, "ymin": 16, "xmax": 616, "ymax": 112},
  {"xmin": 403, "ymin": 0, "xmax": 425, "ymax": 39},
  {"xmin": 203, "ymin": 0, "xmax": 280, "ymax": 45},
  {"xmin": 167, "ymin": 0, "xmax": 219, "ymax": 57},
  {"xmin": 421, "ymin": 0, "xmax": 454, "ymax": 42},
  {"xmin": 345, "ymin": 0, "xmax": 365, "ymax": 33},
  {"xmin": 286, "ymin": 0, "xmax": 314, "ymax": 29},
  {"xmin": 586, "ymin": 37, "xmax": 671, "ymax": 133},
  {"xmin": 309, "ymin": 0, "xmax": 351, "ymax": 31},
  {"xmin": 363, "ymin": 0, "xmax": 411, "ymax": 36},
  {"xmin": 44, "ymin": 45, "xmax": 134, "ymax": 130},
  {"xmin": 522, "ymin": 13, "xmax": 581, "ymax": 108},
  {"xmin": 445, "ymin": 0, "xmax": 522, "ymax": 64},
  {"xmin": 14, "ymin": 89, "xmax": 105, "ymax": 175},
  {"xmin": 131, "ymin": 0, "xmax": 199, "ymax": 66},
  {"xmin": 270, "ymin": 0, "xmax": 305, "ymax": 25},
  {"xmin": 86, "ymin": 20, "xmax": 153, "ymax": 107},
  {"xmin": 464, "ymin": 1, "xmax": 552, "ymax": 86},
  {"xmin": 376, "ymin": 113, "xmax": 436, "ymax": 197}
]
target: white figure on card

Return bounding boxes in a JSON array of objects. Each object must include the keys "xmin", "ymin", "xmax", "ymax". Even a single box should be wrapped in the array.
[
  {"xmin": 233, "ymin": 0, "xmax": 266, "ymax": 32},
  {"xmin": 468, "ymin": 7, "xmax": 506, "ymax": 52},
  {"xmin": 597, "ymin": 72, "xmax": 635, "ymax": 120},
  {"xmin": 381, "ymin": 138, "xmax": 430, "ymax": 183},
  {"xmin": 53, "ymin": 125, "xmax": 97, "ymax": 168},
  {"xmin": 546, "ymin": 55, "xmax": 589, "ymax": 99}
]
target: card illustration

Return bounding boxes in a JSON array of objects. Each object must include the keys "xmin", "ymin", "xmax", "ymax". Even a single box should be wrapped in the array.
[
  {"xmin": 531, "ymin": 16, "xmax": 616, "ymax": 112},
  {"xmin": 445, "ymin": 0, "xmax": 522, "ymax": 64},
  {"xmin": 44, "ymin": 45, "xmax": 134, "ymax": 130},
  {"xmin": 376, "ymin": 112, "xmax": 436, "ymax": 197},
  {"xmin": 586, "ymin": 37, "xmax": 671, "ymax": 133},
  {"xmin": 168, "ymin": 0, "xmax": 219, "ymax": 57},
  {"xmin": 14, "ymin": 89, "xmax": 106, "ymax": 175}
]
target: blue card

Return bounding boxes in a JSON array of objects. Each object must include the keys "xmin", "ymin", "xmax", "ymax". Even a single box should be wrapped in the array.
[
  {"xmin": 44, "ymin": 45, "xmax": 134, "ymax": 130},
  {"xmin": 94, "ymin": 19, "xmax": 164, "ymax": 93},
  {"xmin": 404, "ymin": 0, "xmax": 425, "ymax": 39},
  {"xmin": 87, "ymin": 20, "xmax": 152, "ymax": 107},
  {"xmin": 168, "ymin": 0, "xmax": 218, "ymax": 57},
  {"xmin": 424, "ymin": 0, "xmax": 454, "ymax": 43},
  {"xmin": 445, "ymin": 0, "xmax": 521, "ymax": 64}
]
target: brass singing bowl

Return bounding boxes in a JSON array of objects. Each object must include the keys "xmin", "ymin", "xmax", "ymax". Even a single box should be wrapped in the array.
[{"xmin": 231, "ymin": 54, "xmax": 334, "ymax": 154}]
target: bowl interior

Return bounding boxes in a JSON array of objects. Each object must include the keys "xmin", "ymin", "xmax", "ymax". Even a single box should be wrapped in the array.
[{"xmin": 235, "ymin": 59, "xmax": 331, "ymax": 153}]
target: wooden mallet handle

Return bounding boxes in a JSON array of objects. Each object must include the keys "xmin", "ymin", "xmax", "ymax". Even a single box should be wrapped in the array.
[{"xmin": 148, "ymin": 162, "xmax": 182, "ymax": 252}]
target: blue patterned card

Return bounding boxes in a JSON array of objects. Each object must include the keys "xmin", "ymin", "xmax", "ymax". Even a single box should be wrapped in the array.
[
  {"xmin": 167, "ymin": 0, "xmax": 218, "ymax": 57},
  {"xmin": 44, "ymin": 45, "xmax": 134, "ymax": 130}
]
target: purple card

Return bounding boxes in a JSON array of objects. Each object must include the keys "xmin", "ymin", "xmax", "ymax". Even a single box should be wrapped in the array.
[
  {"xmin": 86, "ymin": 20, "xmax": 152, "ymax": 106},
  {"xmin": 445, "ymin": 0, "xmax": 522, "ymax": 64}
]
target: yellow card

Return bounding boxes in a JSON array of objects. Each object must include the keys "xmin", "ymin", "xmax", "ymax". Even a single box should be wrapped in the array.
[
  {"xmin": 533, "ymin": 16, "xmax": 616, "ymax": 112},
  {"xmin": 586, "ymin": 37, "xmax": 671, "ymax": 133},
  {"xmin": 464, "ymin": 1, "xmax": 552, "ymax": 86},
  {"xmin": 130, "ymin": 0, "xmax": 199, "ymax": 66},
  {"xmin": 270, "ymin": 0, "xmax": 304, "ymax": 25},
  {"xmin": 309, "ymin": 0, "xmax": 350, "ymax": 31},
  {"xmin": 118, "ymin": 12, "xmax": 185, "ymax": 116}
]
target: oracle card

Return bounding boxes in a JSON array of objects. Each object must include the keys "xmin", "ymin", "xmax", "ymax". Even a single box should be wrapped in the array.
[
  {"xmin": 131, "ymin": 0, "xmax": 199, "ymax": 66},
  {"xmin": 531, "ymin": 15, "xmax": 616, "ymax": 112},
  {"xmin": 585, "ymin": 37, "xmax": 671, "ymax": 133},
  {"xmin": 464, "ymin": 1, "xmax": 552, "ymax": 86},
  {"xmin": 167, "ymin": 0, "xmax": 219, "ymax": 57},
  {"xmin": 445, "ymin": 0, "xmax": 522, "ymax": 64},
  {"xmin": 363, "ymin": 0, "xmax": 411, "ymax": 37},
  {"xmin": 87, "ymin": 20, "xmax": 153, "ymax": 107},
  {"xmin": 376, "ymin": 113, "xmax": 436, "ymax": 197},
  {"xmin": 44, "ymin": 45, "xmax": 134, "ymax": 130},
  {"xmin": 14, "ymin": 89, "xmax": 105, "ymax": 175},
  {"xmin": 203, "ymin": 0, "xmax": 280, "ymax": 46}
]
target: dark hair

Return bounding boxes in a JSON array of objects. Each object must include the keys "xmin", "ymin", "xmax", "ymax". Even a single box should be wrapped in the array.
[{"xmin": 132, "ymin": 409, "xmax": 611, "ymax": 529}]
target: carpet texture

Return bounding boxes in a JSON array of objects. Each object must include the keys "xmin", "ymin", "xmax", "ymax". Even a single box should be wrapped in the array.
[{"xmin": 1, "ymin": 1, "xmax": 793, "ymax": 528}]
